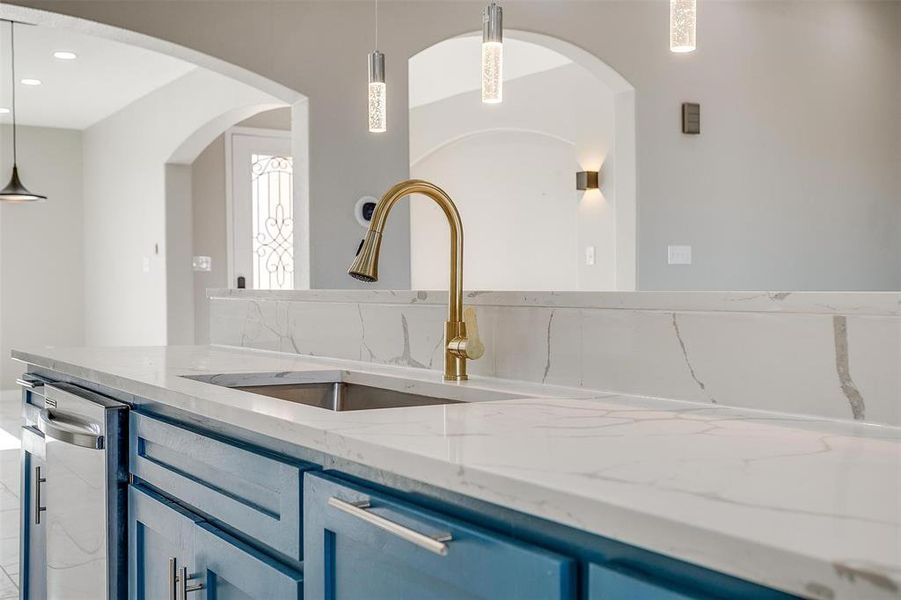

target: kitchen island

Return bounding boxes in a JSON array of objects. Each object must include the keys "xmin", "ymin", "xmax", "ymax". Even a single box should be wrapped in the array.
[{"xmin": 12, "ymin": 344, "xmax": 901, "ymax": 600}]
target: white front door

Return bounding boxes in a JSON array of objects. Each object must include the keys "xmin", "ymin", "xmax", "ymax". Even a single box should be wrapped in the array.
[{"xmin": 228, "ymin": 129, "xmax": 294, "ymax": 290}]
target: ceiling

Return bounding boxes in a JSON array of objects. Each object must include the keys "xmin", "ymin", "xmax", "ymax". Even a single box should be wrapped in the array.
[
  {"xmin": 0, "ymin": 22, "xmax": 196, "ymax": 130},
  {"xmin": 409, "ymin": 35, "xmax": 572, "ymax": 108}
]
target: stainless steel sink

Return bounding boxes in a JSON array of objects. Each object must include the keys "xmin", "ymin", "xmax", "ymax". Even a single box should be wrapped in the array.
[{"xmin": 231, "ymin": 382, "xmax": 462, "ymax": 412}]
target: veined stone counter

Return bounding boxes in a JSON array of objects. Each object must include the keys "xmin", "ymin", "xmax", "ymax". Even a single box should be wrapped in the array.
[
  {"xmin": 208, "ymin": 288, "xmax": 901, "ymax": 316},
  {"xmin": 13, "ymin": 344, "xmax": 901, "ymax": 600}
]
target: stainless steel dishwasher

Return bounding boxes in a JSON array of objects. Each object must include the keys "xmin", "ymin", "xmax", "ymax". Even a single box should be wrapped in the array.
[{"xmin": 35, "ymin": 382, "xmax": 128, "ymax": 599}]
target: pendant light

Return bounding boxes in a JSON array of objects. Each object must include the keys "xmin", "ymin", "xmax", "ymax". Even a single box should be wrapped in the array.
[
  {"xmin": 670, "ymin": 0, "xmax": 697, "ymax": 53},
  {"xmin": 367, "ymin": 0, "xmax": 386, "ymax": 133},
  {"xmin": 1, "ymin": 21, "xmax": 46, "ymax": 203},
  {"xmin": 481, "ymin": 1, "xmax": 503, "ymax": 103}
]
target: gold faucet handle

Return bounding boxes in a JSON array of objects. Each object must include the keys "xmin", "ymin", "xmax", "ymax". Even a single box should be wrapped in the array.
[
  {"xmin": 448, "ymin": 307, "xmax": 485, "ymax": 360},
  {"xmin": 464, "ymin": 307, "xmax": 485, "ymax": 359}
]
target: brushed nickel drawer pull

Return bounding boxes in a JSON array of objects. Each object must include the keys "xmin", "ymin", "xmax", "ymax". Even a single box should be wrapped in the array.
[
  {"xmin": 328, "ymin": 496, "xmax": 452, "ymax": 556},
  {"xmin": 179, "ymin": 566, "xmax": 205, "ymax": 598},
  {"xmin": 37, "ymin": 409, "xmax": 104, "ymax": 450},
  {"xmin": 34, "ymin": 466, "xmax": 46, "ymax": 525},
  {"xmin": 16, "ymin": 378, "xmax": 42, "ymax": 390},
  {"xmin": 169, "ymin": 558, "xmax": 204, "ymax": 600}
]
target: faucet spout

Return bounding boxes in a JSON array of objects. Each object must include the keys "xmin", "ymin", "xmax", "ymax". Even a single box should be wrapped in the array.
[{"xmin": 348, "ymin": 179, "xmax": 480, "ymax": 381}]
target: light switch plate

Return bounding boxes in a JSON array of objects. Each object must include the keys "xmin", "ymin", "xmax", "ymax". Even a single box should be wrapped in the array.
[
  {"xmin": 142, "ymin": 256, "xmax": 151, "ymax": 273},
  {"xmin": 668, "ymin": 245, "xmax": 692, "ymax": 265},
  {"xmin": 682, "ymin": 103, "xmax": 700, "ymax": 134},
  {"xmin": 585, "ymin": 246, "xmax": 596, "ymax": 266}
]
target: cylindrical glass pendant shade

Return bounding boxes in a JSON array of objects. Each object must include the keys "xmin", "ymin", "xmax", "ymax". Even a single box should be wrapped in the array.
[
  {"xmin": 481, "ymin": 2, "xmax": 503, "ymax": 104},
  {"xmin": 368, "ymin": 51, "xmax": 386, "ymax": 133},
  {"xmin": 670, "ymin": 0, "xmax": 697, "ymax": 53}
]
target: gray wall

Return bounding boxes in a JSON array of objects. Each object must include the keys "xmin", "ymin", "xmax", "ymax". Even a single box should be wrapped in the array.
[
  {"xmin": 166, "ymin": 164, "xmax": 194, "ymax": 344},
  {"xmin": 15, "ymin": 0, "xmax": 900, "ymax": 291},
  {"xmin": 0, "ymin": 125, "xmax": 84, "ymax": 388}
]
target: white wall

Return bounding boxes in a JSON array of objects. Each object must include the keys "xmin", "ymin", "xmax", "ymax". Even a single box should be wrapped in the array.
[
  {"xmin": 9, "ymin": 0, "xmax": 901, "ymax": 291},
  {"xmin": 410, "ymin": 64, "xmax": 616, "ymax": 290},
  {"xmin": 0, "ymin": 125, "xmax": 83, "ymax": 388},
  {"xmin": 81, "ymin": 68, "xmax": 283, "ymax": 346}
]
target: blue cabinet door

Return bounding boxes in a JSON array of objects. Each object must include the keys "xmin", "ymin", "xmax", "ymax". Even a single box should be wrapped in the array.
[
  {"xmin": 587, "ymin": 563, "xmax": 705, "ymax": 600},
  {"xmin": 193, "ymin": 522, "xmax": 303, "ymax": 599},
  {"xmin": 304, "ymin": 472, "xmax": 575, "ymax": 600},
  {"xmin": 129, "ymin": 484, "xmax": 203, "ymax": 600},
  {"xmin": 20, "ymin": 426, "xmax": 46, "ymax": 600}
]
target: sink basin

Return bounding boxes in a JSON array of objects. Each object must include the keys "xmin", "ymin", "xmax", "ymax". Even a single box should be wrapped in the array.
[
  {"xmin": 231, "ymin": 382, "xmax": 462, "ymax": 412},
  {"xmin": 184, "ymin": 370, "xmax": 526, "ymax": 412}
]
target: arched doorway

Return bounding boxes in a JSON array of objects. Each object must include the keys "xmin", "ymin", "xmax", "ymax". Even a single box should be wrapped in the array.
[{"xmin": 408, "ymin": 30, "xmax": 636, "ymax": 291}]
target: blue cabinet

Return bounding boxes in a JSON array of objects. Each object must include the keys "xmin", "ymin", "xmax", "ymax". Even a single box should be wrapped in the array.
[
  {"xmin": 121, "ymin": 409, "xmax": 793, "ymax": 600},
  {"xmin": 129, "ymin": 484, "xmax": 203, "ymax": 600},
  {"xmin": 19, "ymin": 426, "xmax": 46, "ymax": 600},
  {"xmin": 588, "ymin": 563, "xmax": 702, "ymax": 600},
  {"xmin": 303, "ymin": 472, "xmax": 575, "ymax": 600},
  {"xmin": 129, "ymin": 484, "xmax": 302, "ymax": 600}
]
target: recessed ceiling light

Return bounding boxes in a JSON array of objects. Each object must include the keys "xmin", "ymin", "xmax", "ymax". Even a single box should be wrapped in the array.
[
  {"xmin": 53, "ymin": 51, "xmax": 78, "ymax": 60},
  {"xmin": 0, "ymin": 108, "xmax": 9, "ymax": 114},
  {"xmin": 21, "ymin": 78, "xmax": 42, "ymax": 86}
]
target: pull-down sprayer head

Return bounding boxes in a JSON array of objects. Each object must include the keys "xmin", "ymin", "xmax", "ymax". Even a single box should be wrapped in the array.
[{"xmin": 348, "ymin": 230, "xmax": 382, "ymax": 282}]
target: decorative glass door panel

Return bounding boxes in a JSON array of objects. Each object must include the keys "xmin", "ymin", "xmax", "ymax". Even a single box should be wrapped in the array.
[
  {"xmin": 251, "ymin": 153, "xmax": 294, "ymax": 289},
  {"xmin": 230, "ymin": 131, "xmax": 294, "ymax": 290}
]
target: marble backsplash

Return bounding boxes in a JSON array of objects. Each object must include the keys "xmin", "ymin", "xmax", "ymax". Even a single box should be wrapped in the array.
[{"xmin": 208, "ymin": 290, "xmax": 901, "ymax": 426}]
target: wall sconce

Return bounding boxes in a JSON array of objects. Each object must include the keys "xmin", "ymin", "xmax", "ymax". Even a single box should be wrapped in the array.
[{"xmin": 576, "ymin": 171, "xmax": 599, "ymax": 191}]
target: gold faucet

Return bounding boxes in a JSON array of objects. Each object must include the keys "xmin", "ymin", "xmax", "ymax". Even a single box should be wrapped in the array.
[{"xmin": 348, "ymin": 179, "xmax": 484, "ymax": 381}]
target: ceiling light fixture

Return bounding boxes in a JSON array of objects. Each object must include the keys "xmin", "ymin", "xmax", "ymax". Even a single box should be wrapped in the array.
[
  {"xmin": 670, "ymin": 0, "xmax": 697, "ymax": 53},
  {"xmin": 367, "ymin": 0, "xmax": 386, "ymax": 133},
  {"xmin": 20, "ymin": 78, "xmax": 42, "ymax": 86},
  {"xmin": 53, "ymin": 50, "xmax": 77, "ymax": 60},
  {"xmin": 1, "ymin": 21, "xmax": 46, "ymax": 203},
  {"xmin": 481, "ymin": 1, "xmax": 503, "ymax": 103}
]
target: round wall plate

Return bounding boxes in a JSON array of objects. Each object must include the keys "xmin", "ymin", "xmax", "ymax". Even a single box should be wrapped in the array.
[{"xmin": 355, "ymin": 196, "xmax": 378, "ymax": 228}]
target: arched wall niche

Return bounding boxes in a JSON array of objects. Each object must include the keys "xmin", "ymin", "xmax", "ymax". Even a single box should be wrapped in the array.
[{"xmin": 408, "ymin": 29, "xmax": 637, "ymax": 291}]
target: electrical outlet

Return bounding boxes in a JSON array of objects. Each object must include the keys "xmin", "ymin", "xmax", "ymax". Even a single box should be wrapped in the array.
[
  {"xmin": 142, "ymin": 256, "xmax": 151, "ymax": 273},
  {"xmin": 668, "ymin": 245, "xmax": 692, "ymax": 265},
  {"xmin": 193, "ymin": 256, "xmax": 212, "ymax": 272}
]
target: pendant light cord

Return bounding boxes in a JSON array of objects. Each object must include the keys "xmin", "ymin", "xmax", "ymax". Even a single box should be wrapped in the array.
[
  {"xmin": 9, "ymin": 21, "xmax": 17, "ymax": 165},
  {"xmin": 374, "ymin": 0, "xmax": 379, "ymax": 50}
]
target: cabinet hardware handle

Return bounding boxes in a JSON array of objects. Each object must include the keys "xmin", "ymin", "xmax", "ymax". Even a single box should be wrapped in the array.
[
  {"xmin": 168, "ymin": 557, "xmax": 178, "ymax": 600},
  {"xmin": 179, "ymin": 566, "xmax": 205, "ymax": 598},
  {"xmin": 34, "ymin": 466, "xmax": 46, "ymax": 525},
  {"xmin": 37, "ymin": 408, "xmax": 104, "ymax": 450},
  {"xmin": 169, "ymin": 558, "xmax": 205, "ymax": 600},
  {"xmin": 328, "ymin": 496, "xmax": 452, "ymax": 556},
  {"xmin": 16, "ymin": 378, "xmax": 43, "ymax": 390}
]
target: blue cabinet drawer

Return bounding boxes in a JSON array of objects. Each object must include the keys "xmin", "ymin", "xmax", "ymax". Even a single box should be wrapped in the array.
[
  {"xmin": 130, "ymin": 412, "xmax": 317, "ymax": 562},
  {"xmin": 588, "ymin": 563, "xmax": 706, "ymax": 600},
  {"xmin": 304, "ymin": 472, "xmax": 576, "ymax": 599}
]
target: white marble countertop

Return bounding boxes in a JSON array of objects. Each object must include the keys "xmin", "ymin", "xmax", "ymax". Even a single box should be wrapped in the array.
[
  {"xmin": 13, "ymin": 344, "xmax": 901, "ymax": 600},
  {"xmin": 209, "ymin": 288, "xmax": 901, "ymax": 315}
]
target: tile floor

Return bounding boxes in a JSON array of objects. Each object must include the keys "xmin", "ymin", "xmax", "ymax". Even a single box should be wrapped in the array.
[{"xmin": 0, "ymin": 389, "xmax": 22, "ymax": 599}]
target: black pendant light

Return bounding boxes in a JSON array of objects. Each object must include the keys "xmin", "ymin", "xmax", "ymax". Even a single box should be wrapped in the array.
[{"xmin": 1, "ymin": 21, "xmax": 45, "ymax": 203}]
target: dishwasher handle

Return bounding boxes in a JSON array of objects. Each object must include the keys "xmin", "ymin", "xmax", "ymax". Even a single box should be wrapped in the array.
[{"xmin": 37, "ymin": 409, "xmax": 104, "ymax": 450}]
